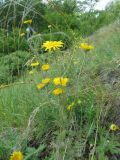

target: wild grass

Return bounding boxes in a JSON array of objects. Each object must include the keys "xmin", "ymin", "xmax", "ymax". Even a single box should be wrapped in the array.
[
  {"xmin": 0, "ymin": 21, "xmax": 120, "ymax": 159},
  {"xmin": 0, "ymin": 0, "xmax": 120, "ymax": 159}
]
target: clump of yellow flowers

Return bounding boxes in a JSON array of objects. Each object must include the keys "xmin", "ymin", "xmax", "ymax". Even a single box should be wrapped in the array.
[
  {"xmin": 53, "ymin": 77, "xmax": 69, "ymax": 86},
  {"xmin": 41, "ymin": 64, "xmax": 50, "ymax": 71},
  {"xmin": 36, "ymin": 76, "xmax": 69, "ymax": 96},
  {"xmin": 110, "ymin": 124, "xmax": 119, "ymax": 131},
  {"xmin": 42, "ymin": 41, "xmax": 64, "ymax": 52},
  {"xmin": 80, "ymin": 43, "xmax": 94, "ymax": 52},
  {"xmin": 37, "ymin": 78, "xmax": 51, "ymax": 89},
  {"xmin": 52, "ymin": 77, "xmax": 69, "ymax": 96},
  {"xmin": 9, "ymin": 151, "xmax": 23, "ymax": 160}
]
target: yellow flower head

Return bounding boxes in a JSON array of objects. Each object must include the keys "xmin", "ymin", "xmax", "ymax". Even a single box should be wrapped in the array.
[
  {"xmin": 42, "ymin": 41, "xmax": 64, "ymax": 52},
  {"xmin": 53, "ymin": 77, "xmax": 69, "ymax": 86},
  {"xmin": 31, "ymin": 62, "xmax": 39, "ymax": 67},
  {"xmin": 53, "ymin": 88, "xmax": 63, "ymax": 95},
  {"xmin": 41, "ymin": 64, "xmax": 50, "ymax": 71},
  {"xmin": 37, "ymin": 83, "xmax": 45, "ymax": 89},
  {"xmin": 61, "ymin": 78, "xmax": 69, "ymax": 86},
  {"xmin": 9, "ymin": 151, "xmax": 23, "ymax": 160},
  {"xmin": 23, "ymin": 19, "xmax": 32, "ymax": 24},
  {"xmin": 80, "ymin": 43, "xmax": 94, "ymax": 51},
  {"xmin": 110, "ymin": 124, "xmax": 119, "ymax": 131},
  {"xmin": 20, "ymin": 33, "xmax": 25, "ymax": 37},
  {"xmin": 42, "ymin": 78, "xmax": 51, "ymax": 84},
  {"xmin": 67, "ymin": 102, "xmax": 75, "ymax": 111},
  {"xmin": 53, "ymin": 77, "xmax": 61, "ymax": 86},
  {"xmin": 29, "ymin": 70, "xmax": 34, "ymax": 74}
]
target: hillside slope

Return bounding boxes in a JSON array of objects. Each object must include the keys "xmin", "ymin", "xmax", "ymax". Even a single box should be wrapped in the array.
[{"xmin": 0, "ymin": 22, "xmax": 120, "ymax": 160}]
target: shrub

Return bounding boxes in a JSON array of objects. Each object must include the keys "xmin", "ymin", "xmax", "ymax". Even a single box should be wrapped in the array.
[
  {"xmin": 0, "ymin": 50, "xmax": 31, "ymax": 84},
  {"xmin": 0, "ymin": 28, "xmax": 29, "ymax": 55}
]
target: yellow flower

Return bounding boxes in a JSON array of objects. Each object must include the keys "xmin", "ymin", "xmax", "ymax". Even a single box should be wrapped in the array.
[
  {"xmin": 53, "ymin": 77, "xmax": 69, "ymax": 86},
  {"xmin": 42, "ymin": 41, "xmax": 64, "ymax": 52},
  {"xmin": 37, "ymin": 83, "xmax": 45, "ymax": 89},
  {"xmin": 29, "ymin": 70, "xmax": 34, "ymax": 74},
  {"xmin": 80, "ymin": 43, "xmax": 94, "ymax": 51},
  {"xmin": 61, "ymin": 78, "xmax": 69, "ymax": 86},
  {"xmin": 53, "ymin": 88, "xmax": 63, "ymax": 95},
  {"xmin": 53, "ymin": 77, "xmax": 61, "ymax": 85},
  {"xmin": 20, "ymin": 33, "xmax": 25, "ymax": 37},
  {"xmin": 9, "ymin": 151, "xmax": 23, "ymax": 160},
  {"xmin": 42, "ymin": 78, "xmax": 51, "ymax": 84},
  {"xmin": 41, "ymin": 64, "xmax": 50, "ymax": 71},
  {"xmin": 67, "ymin": 102, "xmax": 75, "ymax": 111},
  {"xmin": 110, "ymin": 124, "xmax": 119, "ymax": 131},
  {"xmin": 23, "ymin": 19, "xmax": 32, "ymax": 24},
  {"xmin": 31, "ymin": 62, "xmax": 39, "ymax": 67}
]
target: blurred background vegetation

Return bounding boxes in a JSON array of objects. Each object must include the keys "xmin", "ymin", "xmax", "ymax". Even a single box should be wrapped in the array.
[{"xmin": 0, "ymin": 0, "xmax": 120, "ymax": 53}]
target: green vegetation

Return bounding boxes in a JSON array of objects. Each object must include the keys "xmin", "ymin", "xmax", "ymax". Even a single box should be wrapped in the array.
[
  {"xmin": 0, "ymin": 51, "xmax": 31, "ymax": 84},
  {"xmin": 0, "ymin": 0, "xmax": 120, "ymax": 160},
  {"xmin": 0, "ymin": 28, "xmax": 29, "ymax": 54}
]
